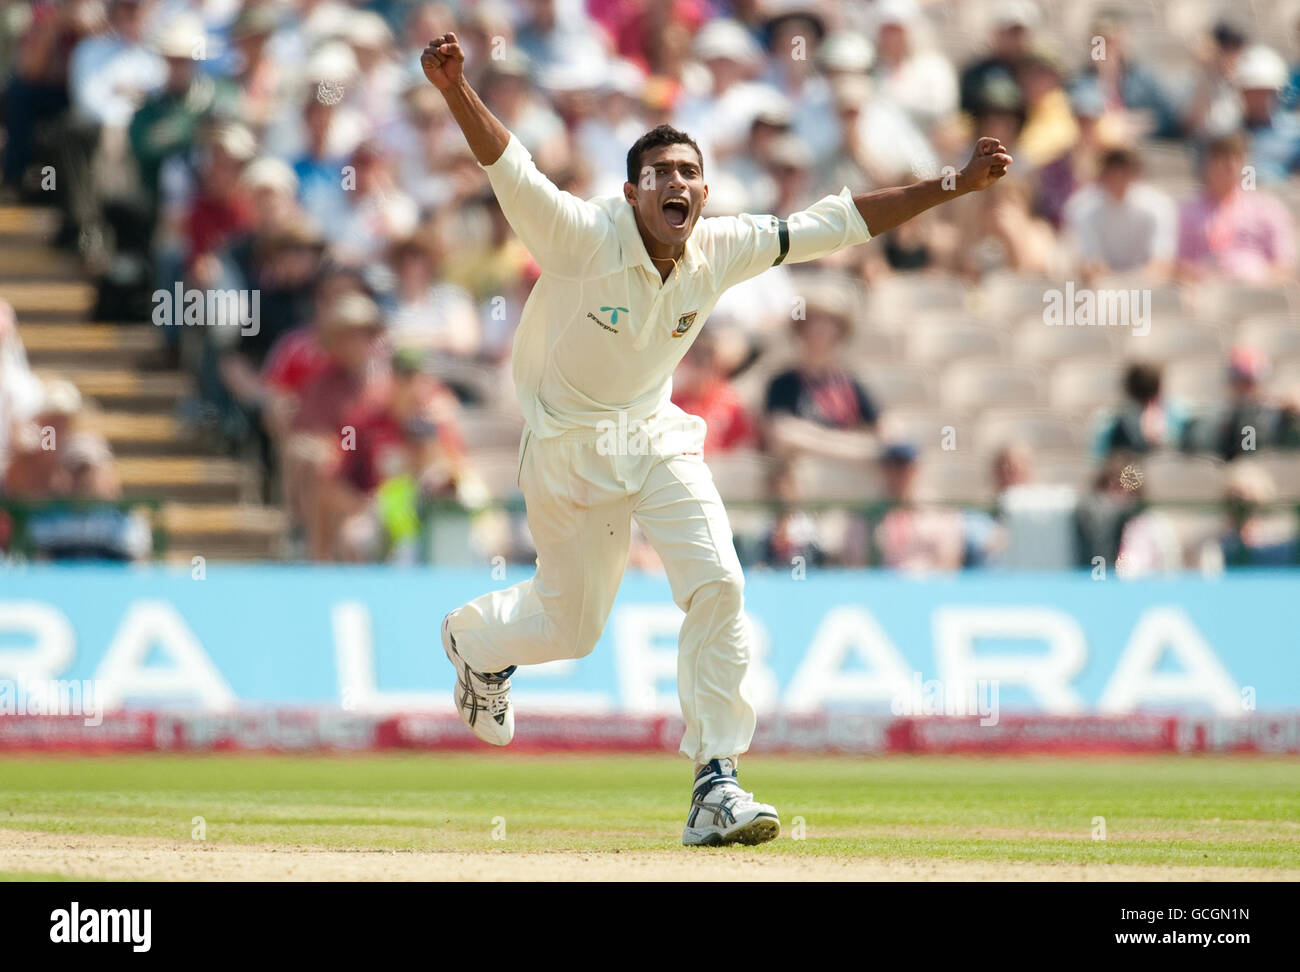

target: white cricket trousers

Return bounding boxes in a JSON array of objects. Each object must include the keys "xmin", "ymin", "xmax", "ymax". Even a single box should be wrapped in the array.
[{"xmin": 448, "ymin": 427, "xmax": 757, "ymax": 765}]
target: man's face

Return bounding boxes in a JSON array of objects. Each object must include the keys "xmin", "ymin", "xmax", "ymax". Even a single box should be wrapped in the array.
[
  {"xmin": 1204, "ymin": 149, "xmax": 1243, "ymax": 199},
  {"xmin": 1099, "ymin": 164, "xmax": 1135, "ymax": 201},
  {"xmin": 624, "ymin": 143, "xmax": 708, "ymax": 251}
]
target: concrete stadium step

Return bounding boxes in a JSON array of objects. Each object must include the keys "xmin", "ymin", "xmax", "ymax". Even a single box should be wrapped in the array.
[
  {"xmin": 0, "ymin": 205, "xmax": 58, "ymax": 242},
  {"xmin": 40, "ymin": 367, "xmax": 192, "ymax": 412},
  {"xmin": 0, "ymin": 281, "xmax": 96, "ymax": 321},
  {"xmin": 18, "ymin": 323, "xmax": 161, "ymax": 368},
  {"xmin": 116, "ymin": 457, "xmax": 253, "ymax": 504},
  {"xmin": 163, "ymin": 539, "xmax": 286, "ymax": 564},
  {"xmin": 79, "ymin": 410, "xmax": 203, "ymax": 457},
  {"xmin": 161, "ymin": 503, "xmax": 288, "ymax": 559},
  {"xmin": 0, "ymin": 244, "xmax": 82, "ymax": 281}
]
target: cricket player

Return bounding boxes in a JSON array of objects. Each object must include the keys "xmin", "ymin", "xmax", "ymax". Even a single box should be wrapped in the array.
[{"xmin": 421, "ymin": 32, "xmax": 1012, "ymax": 846}]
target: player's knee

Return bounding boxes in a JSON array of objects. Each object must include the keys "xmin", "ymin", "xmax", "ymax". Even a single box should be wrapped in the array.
[
  {"xmin": 542, "ymin": 610, "xmax": 603, "ymax": 659},
  {"xmin": 692, "ymin": 570, "xmax": 744, "ymax": 619}
]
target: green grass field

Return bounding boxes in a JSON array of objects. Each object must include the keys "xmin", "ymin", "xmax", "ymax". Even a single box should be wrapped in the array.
[{"xmin": 1, "ymin": 754, "xmax": 1297, "ymax": 880}]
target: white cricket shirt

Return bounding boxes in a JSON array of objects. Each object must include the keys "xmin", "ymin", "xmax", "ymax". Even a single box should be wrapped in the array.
[{"xmin": 481, "ymin": 133, "xmax": 873, "ymax": 449}]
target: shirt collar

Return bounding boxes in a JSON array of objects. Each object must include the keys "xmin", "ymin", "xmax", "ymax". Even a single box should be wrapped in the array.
[{"xmin": 610, "ymin": 197, "xmax": 705, "ymax": 279}]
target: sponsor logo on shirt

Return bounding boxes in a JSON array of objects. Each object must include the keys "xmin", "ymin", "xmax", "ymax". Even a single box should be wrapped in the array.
[
  {"xmin": 588, "ymin": 306, "xmax": 629, "ymax": 333},
  {"xmin": 672, "ymin": 310, "xmax": 698, "ymax": 338}
]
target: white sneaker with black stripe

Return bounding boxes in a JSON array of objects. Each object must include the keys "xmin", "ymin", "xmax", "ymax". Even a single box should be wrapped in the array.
[
  {"xmin": 442, "ymin": 614, "xmax": 516, "ymax": 746},
  {"xmin": 682, "ymin": 757, "xmax": 780, "ymax": 846}
]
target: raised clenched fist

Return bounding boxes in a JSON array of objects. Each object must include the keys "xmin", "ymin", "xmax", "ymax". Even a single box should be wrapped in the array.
[
  {"xmin": 421, "ymin": 32, "xmax": 465, "ymax": 91},
  {"xmin": 960, "ymin": 136, "xmax": 1014, "ymax": 192}
]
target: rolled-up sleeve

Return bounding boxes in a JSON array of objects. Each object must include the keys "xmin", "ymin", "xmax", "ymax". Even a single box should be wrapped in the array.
[
  {"xmin": 480, "ymin": 134, "xmax": 609, "ymax": 276},
  {"xmin": 713, "ymin": 187, "xmax": 873, "ymax": 288}
]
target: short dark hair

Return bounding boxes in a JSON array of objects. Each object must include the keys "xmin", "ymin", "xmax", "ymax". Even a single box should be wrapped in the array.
[
  {"xmin": 1123, "ymin": 362, "xmax": 1161, "ymax": 404},
  {"xmin": 626, "ymin": 125, "xmax": 704, "ymax": 186},
  {"xmin": 1099, "ymin": 146, "xmax": 1141, "ymax": 174},
  {"xmin": 1205, "ymin": 132, "xmax": 1247, "ymax": 160}
]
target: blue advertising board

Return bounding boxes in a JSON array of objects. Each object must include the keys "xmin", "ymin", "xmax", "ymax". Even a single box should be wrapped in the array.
[{"xmin": 0, "ymin": 566, "xmax": 1295, "ymax": 715}]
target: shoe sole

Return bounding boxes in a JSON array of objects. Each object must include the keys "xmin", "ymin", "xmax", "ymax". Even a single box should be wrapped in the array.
[{"xmin": 682, "ymin": 813, "xmax": 781, "ymax": 847}]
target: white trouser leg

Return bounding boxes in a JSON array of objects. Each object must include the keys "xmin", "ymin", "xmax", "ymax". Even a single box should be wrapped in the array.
[
  {"xmin": 450, "ymin": 433, "xmax": 632, "ymax": 674},
  {"xmin": 633, "ymin": 453, "xmax": 756, "ymax": 765}
]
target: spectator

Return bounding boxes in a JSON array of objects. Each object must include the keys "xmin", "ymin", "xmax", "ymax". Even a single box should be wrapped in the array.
[
  {"xmin": 1234, "ymin": 45, "xmax": 1300, "ymax": 185},
  {"xmin": 959, "ymin": 0, "xmax": 1037, "ymax": 119},
  {"xmin": 287, "ymin": 292, "xmax": 388, "ymax": 558},
  {"xmin": 759, "ymin": 460, "xmax": 825, "ymax": 570},
  {"xmin": 2, "ymin": 0, "xmax": 98, "ymax": 194},
  {"xmin": 763, "ymin": 290, "xmax": 881, "ymax": 461},
  {"xmin": 949, "ymin": 174, "xmax": 1058, "ymax": 278},
  {"xmin": 23, "ymin": 433, "xmax": 153, "ymax": 563},
  {"xmin": 324, "ymin": 140, "xmax": 419, "ymax": 270},
  {"xmin": 0, "ymin": 300, "xmax": 44, "ymax": 476},
  {"xmin": 67, "ymin": 0, "xmax": 163, "ymax": 129},
  {"xmin": 988, "ymin": 443, "xmax": 1078, "ymax": 569},
  {"xmin": 1205, "ymin": 462, "xmax": 1298, "ymax": 567},
  {"xmin": 1176, "ymin": 133, "xmax": 1296, "ymax": 283},
  {"xmin": 1063, "ymin": 147, "xmax": 1177, "ymax": 282},
  {"xmin": 320, "ymin": 347, "xmax": 468, "ymax": 562},
  {"xmin": 128, "ymin": 13, "xmax": 238, "ymax": 206},
  {"xmin": 869, "ymin": 0, "xmax": 958, "ymax": 135},
  {"xmin": 384, "ymin": 234, "xmax": 480, "ymax": 357},
  {"xmin": 1186, "ymin": 346, "xmax": 1300, "ymax": 461},
  {"xmin": 1070, "ymin": 8, "xmax": 1180, "ymax": 140},
  {"xmin": 1075, "ymin": 449, "xmax": 1180, "ymax": 575},
  {"xmin": 1097, "ymin": 362, "xmax": 1191, "ymax": 456},
  {"xmin": 1184, "ymin": 17, "xmax": 1250, "ymax": 140},
  {"xmin": 184, "ymin": 120, "xmax": 257, "ymax": 288},
  {"xmin": 2, "ymin": 379, "xmax": 82, "ymax": 500},
  {"xmin": 227, "ymin": 2, "xmax": 284, "ymax": 132},
  {"xmin": 874, "ymin": 442, "xmax": 966, "ymax": 572},
  {"xmin": 671, "ymin": 331, "xmax": 756, "ymax": 454},
  {"xmin": 1016, "ymin": 50, "xmax": 1078, "ymax": 170},
  {"xmin": 675, "ymin": 19, "xmax": 780, "ymax": 167}
]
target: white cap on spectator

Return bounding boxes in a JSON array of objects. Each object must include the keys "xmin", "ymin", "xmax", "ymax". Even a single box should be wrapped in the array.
[
  {"xmin": 991, "ymin": 0, "xmax": 1041, "ymax": 29},
  {"xmin": 817, "ymin": 30, "xmax": 875, "ymax": 73},
  {"xmin": 212, "ymin": 121, "xmax": 257, "ymax": 161},
  {"xmin": 37, "ymin": 378, "xmax": 82, "ymax": 417},
  {"xmin": 694, "ymin": 19, "xmax": 762, "ymax": 63},
  {"xmin": 241, "ymin": 156, "xmax": 298, "ymax": 195},
  {"xmin": 324, "ymin": 293, "xmax": 383, "ymax": 332},
  {"xmin": 347, "ymin": 10, "xmax": 393, "ymax": 49},
  {"xmin": 307, "ymin": 40, "xmax": 360, "ymax": 84},
  {"xmin": 540, "ymin": 57, "xmax": 609, "ymax": 93},
  {"xmin": 1235, "ymin": 45, "xmax": 1288, "ymax": 90},
  {"xmin": 154, "ymin": 12, "xmax": 209, "ymax": 59},
  {"xmin": 831, "ymin": 73, "xmax": 873, "ymax": 109},
  {"xmin": 702, "ymin": 173, "xmax": 749, "ymax": 216},
  {"xmin": 603, "ymin": 59, "xmax": 646, "ymax": 98},
  {"xmin": 768, "ymin": 133, "xmax": 814, "ymax": 171},
  {"xmin": 874, "ymin": 0, "xmax": 921, "ymax": 27},
  {"xmin": 62, "ymin": 432, "xmax": 114, "ymax": 470}
]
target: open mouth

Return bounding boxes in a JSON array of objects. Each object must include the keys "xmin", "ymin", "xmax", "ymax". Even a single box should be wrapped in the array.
[{"xmin": 662, "ymin": 196, "xmax": 689, "ymax": 229}]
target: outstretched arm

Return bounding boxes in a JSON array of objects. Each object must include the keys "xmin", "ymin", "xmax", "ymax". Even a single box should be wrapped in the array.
[
  {"xmin": 853, "ymin": 137, "xmax": 1013, "ymax": 236},
  {"xmin": 421, "ymin": 33, "xmax": 509, "ymax": 165},
  {"xmin": 421, "ymin": 31, "xmax": 606, "ymax": 273},
  {"xmin": 716, "ymin": 138, "xmax": 1014, "ymax": 289}
]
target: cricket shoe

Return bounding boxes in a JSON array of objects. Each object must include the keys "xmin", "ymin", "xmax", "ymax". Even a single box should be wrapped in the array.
[
  {"xmin": 442, "ymin": 614, "xmax": 516, "ymax": 746},
  {"xmin": 682, "ymin": 757, "xmax": 780, "ymax": 847}
]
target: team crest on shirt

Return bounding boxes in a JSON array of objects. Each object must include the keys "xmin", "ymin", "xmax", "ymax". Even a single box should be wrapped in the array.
[{"xmin": 672, "ymin": 310, "xmax": 698, "ymax": 338}]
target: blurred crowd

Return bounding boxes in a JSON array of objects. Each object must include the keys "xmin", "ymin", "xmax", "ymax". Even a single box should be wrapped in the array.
[{"xmin": 0, "ymin": 0, "xmax": 1298, "ymax": 569}]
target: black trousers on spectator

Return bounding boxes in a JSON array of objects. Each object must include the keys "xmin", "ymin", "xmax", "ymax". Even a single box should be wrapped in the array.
[{"xmin": 1, "ymin": 77, "xmax": 68, "ymax": 188}]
